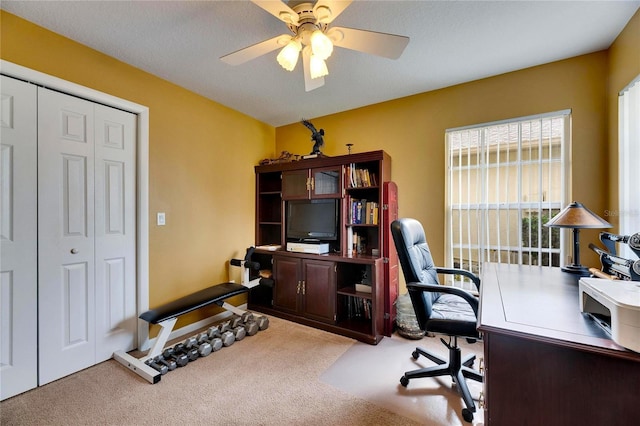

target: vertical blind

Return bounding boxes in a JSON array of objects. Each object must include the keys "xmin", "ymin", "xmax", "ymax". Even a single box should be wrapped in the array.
[
  {"xmin": 445, "ymin": 111, "xmax": 570, "ymax": 290},
  {"xmin": 618, "ymin": 75, "xmax": 640, "ymax": 259}
]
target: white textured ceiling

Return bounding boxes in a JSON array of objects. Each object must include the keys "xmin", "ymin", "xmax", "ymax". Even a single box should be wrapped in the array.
[{"xmin": 2, "ymin": 1, "xmax": 639, "ymax": 126}]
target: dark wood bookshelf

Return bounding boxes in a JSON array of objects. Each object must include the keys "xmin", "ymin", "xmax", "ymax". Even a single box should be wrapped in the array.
[{"xmin": 249, "ymin": 150, "xmax": 397, "ymax": 344}]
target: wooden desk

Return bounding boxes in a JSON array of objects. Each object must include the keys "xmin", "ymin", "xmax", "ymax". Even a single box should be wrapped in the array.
[{"xmin": 478, "ymin": 263, "xmax": 640, "ymax": 426}]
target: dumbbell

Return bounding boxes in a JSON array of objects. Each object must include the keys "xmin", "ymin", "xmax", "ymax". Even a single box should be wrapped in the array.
[
  {"xmin": 209, "ymin": 324, "xmax": 236, "ymax": 347},
  {"xmin": 154, "ymin": 354, "xmax": 177, "ymax": 371},
  {"xmin": 232, "ymin": 325, "xmax": 246, "ymax": 341},
  {"xmin": 205, "ymin": 327, "xmax": 226, "ymax": 350},
  {"xmin": 241, "ymin": 312, "xmax": 269, "ymax": 336},
  {"xmin": 229, "ymin": 315, "xmax": 244, "ymax": 329},
  {"xmin": 162, "ymin": 347, "xmax": 189, "ymax": 368},
  {"xmin": 243, "ymin": 320, "xmax": 259, "ymax": 336},
  {"xmin": 173, "ymin": 342, "xmax": 199, "ymax": 362},
  {"xmin": 231, "ymin": 312, "xmax": 268, "ymax": 336},
  {"xmin": 144, "ymin": 358, "xmax": 168, "ymax": 375},
  {"xmin": 241, "ymin": 311, "xmax": 269, "ymax": 332},
  {"xmin": 255, "ymin": 315, "xmax": 269, "ymax": 331},
  {"xmin": 184, "ymin": 335, "xmax": 213, "ymax": 357},
  {"xmin": 197, "ymin": 331, "xmax": 223, "ymax": 352}
]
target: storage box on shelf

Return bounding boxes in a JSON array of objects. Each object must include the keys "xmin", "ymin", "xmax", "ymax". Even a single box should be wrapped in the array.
[{"xmin": 249, "ymin": 150, "xmax": 397, "ymax": 344}]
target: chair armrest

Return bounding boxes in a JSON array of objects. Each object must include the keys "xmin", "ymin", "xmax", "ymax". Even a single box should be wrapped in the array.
[
  {"xmin": 405, "ymin": 282, "xmax": 480, "ymax": 317},
  {"xmin": 434, "ymin": 267, "xmax": 481, "ymax": 292}
]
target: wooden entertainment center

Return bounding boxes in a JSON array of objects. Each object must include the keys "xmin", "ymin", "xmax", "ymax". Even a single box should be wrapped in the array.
[{"xmin": 248, "ymin": 150, "xmax": 398, "ymax": 344}]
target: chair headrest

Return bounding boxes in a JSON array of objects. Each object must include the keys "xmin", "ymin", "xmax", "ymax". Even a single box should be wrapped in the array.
[{"xmin": 391, "ymin": 218, "xmax": 439, "ymax": 285}]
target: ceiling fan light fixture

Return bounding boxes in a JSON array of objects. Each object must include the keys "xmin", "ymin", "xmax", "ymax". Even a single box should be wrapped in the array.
[
  {"xmin": 309, "ymin": 54, "xmax": 328, "ymax": 79},
  {"xmin": 310, "ymin": 30, "xmax": 333, "ymax": 60},
  {"xmin": 277, "ymin": 39, "xmax": 301, "ymax": 71}
]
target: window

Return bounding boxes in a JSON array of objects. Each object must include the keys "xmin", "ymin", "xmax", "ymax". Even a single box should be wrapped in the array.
[
  {"xmin": 618, "ymin": 76, "xmax": 640, "ymax": 259},
  {"xmin": 445, "ymin": 111, "xmax": 571, "ymax": 290}
]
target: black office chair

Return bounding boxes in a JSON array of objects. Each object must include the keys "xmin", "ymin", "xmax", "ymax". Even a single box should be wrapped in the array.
[{"xmin": 390, "ymin": 218, "xmax": 483, "ymax": 423}]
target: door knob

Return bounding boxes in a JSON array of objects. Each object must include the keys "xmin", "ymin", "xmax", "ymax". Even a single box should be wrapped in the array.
[{"xmin": 70, "ymin": 248, "xmax": 78, "ymax": 254}]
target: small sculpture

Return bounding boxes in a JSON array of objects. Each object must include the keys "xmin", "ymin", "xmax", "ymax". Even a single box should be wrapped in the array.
[{"xmin": 301, "ymin": 119, "xmax": 324, "ymax": 155}]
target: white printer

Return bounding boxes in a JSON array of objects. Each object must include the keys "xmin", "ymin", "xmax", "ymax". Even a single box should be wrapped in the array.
[{"xmin": 579, "ymin": 277, "xmax": 640, "ymax": 353}]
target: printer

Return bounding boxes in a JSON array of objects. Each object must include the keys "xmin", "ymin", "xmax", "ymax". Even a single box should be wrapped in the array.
[{"xmin": 579, "ymin": 277, "xmax": 640, "ymax": 353}]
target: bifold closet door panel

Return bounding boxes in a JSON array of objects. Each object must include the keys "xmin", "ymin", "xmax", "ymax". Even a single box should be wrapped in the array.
[
  {"xmin": 37, "ymin": 87, "xmax": 138, "ymax": 386},
  {"xmin": 0, "ymin": 76, "xmax": 38, "ymax": 400},
  {"xmin": 37, "ymin": 88, "xmax": 97, "ymax": 386},
  {"xmin": 94, "ymin": 104, "xmax": 137, "ymax": 362}
]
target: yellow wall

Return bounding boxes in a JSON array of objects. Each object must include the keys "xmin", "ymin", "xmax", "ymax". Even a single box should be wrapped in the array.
[
  {"xmin": 607, "ymin": 10, "xmax": 640, "ymax": 228},
  {"xmin": 0, "ymin": 11, "xmax": 276, "ymax": 329},
  {"xmin": 277, "ymin": 52, "xmax": 609, "ymax": 273},
  {"xmin": 2, "ymin": 7, "xmax": 638, "ymax": 324}
]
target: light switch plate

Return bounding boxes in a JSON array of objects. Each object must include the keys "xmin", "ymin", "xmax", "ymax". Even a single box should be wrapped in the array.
[{"xmin": 157, "ymin": 212, "xmax": 166, "ymax": 226}]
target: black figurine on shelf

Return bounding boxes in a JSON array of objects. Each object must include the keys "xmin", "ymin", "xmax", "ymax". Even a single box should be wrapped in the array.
[{"xmin": 301, "ymin": 119, "xmax": 324, "ymax": 155}]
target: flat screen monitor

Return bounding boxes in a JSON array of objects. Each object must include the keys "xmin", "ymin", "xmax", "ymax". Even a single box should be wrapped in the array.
[{"xmin": 286, "ymin": 199, "xmax": 339, "ymax": 242}]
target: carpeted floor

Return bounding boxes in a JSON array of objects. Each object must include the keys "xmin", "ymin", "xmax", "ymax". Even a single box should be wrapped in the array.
[{"xmin": 0, "ymin": 317, "xmax": 424, "ymax": 426}]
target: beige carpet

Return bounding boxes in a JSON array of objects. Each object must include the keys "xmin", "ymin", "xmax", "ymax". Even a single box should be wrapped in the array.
[
  {"xmin": 321, "ymin": 332, "xmax": 485, "ymax": 426},
  {"xmin": 0, "ymin": 317, "xmax": 421, "ymax": 426}
]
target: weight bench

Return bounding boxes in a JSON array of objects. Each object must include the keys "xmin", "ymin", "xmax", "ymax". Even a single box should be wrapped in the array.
[{"xmin": 113, "ymin": 282, "xmax": 256, "ymax": 384}]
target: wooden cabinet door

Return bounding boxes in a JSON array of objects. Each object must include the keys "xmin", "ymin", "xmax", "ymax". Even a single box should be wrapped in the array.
[
  {"xmin": 282, "ymin": 170, "xmax": 310, "ymax": 200},
  {"xmin": 301, "ymin": 259, "xmax": 336, "ymax": 323},
  {"xmin": 283, "ymin": 167, "xmax": 342, "ymax": 200},
  {"xmin": 311, "ymin": 166, "xmax": 341, "ymax": 198},
  {"xmin": 272, "ymin": 256, "xmax": 300, "ymax": 314}
]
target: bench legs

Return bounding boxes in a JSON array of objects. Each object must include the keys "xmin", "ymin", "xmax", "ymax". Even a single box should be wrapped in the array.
[{"xmin": 113, "ymin": 317, "xmax": 177, "ymax": 384}]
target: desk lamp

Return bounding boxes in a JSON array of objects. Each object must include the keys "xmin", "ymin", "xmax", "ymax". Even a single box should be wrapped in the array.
[{"xmin": 545, "ymin": 201, "xmax": 612, "ymax": 276}]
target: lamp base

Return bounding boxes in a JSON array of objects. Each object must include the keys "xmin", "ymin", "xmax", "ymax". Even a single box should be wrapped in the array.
[{"xmin": 561, "ymin": 264, "xmax": 591, "ymax": 276}]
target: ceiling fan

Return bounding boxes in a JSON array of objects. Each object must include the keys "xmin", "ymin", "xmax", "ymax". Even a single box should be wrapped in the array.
[{"xmin": 220, "ymin": 1, "xmax": 410, "ymax": 92}]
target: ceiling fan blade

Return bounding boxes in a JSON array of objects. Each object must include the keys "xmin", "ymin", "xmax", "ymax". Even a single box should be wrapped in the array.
[
  {"xmin": 251, "ymin": 0, "xmax": 299, "ymax": 25},
  {"xmin": 220, "ymin": 34, "xmax": 291, "ymax": 66},
  {"xmin": 302, "ymin": 47, "xmax": 325, "ymax": 92},
  {"xmin": 327, "ymin": 27, "xmax": 409, "ymax": 59},
  {"xmin": 313, "ymin": 1, "xmax": 353, "ymax": 24}
]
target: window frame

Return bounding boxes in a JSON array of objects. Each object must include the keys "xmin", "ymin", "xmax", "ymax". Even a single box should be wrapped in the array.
[
  {"xmin": 618, "ymin": 75, "xmax": 640, "ymax": 259},
  {"xmin": 445, "ymin": 110, "xmax": 571, "ymax": 288}
]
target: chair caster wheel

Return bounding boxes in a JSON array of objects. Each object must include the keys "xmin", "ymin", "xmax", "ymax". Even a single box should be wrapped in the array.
[
  {"xmin": 462, "ymin": 408, "xmax": 474, "ymax": 423},
  {"xmin": 411, "ymin": 350, "xmax": 419, "ymax": 359},
  {"xmin": 400, "ymin": 375, "xmax": 409, "ymax": 387}
]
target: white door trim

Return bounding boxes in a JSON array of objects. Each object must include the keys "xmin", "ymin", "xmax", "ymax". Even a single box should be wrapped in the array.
[{"xmin": 1, "ymin": 60, "xmax": 151, "ymax": 350}]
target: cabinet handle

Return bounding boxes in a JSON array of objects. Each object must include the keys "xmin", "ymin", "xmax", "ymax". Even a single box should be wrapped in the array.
[
  {"xmin": 479, "ymin": 391, "xmax": 485, "ymax": 409},
  {"xmin": 297, "ymin": 281, "xmax": 301, "ymax": 294},
  {"xmin": 305, "ymin": 178, "xmax": 311, "ymax": 191},
  {"xmin": 310, "ymin": 178, "xmax": 314, "ymax": 191},
  {"xmin": 302, "ymin": 280, "xmax": 306, "ymax": 295},
  {"xmin": 70, "ymin": 248, "xmax": 78, "ymax": 254},
  {"xmin": 479, "ymin": 357, "xmax": 485, "ymax": 375}
]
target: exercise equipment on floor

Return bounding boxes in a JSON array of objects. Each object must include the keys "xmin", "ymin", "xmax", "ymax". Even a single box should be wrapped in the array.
[{"xmin": 113, "ymin": 248, "xmax": 272, "ymax": 383}]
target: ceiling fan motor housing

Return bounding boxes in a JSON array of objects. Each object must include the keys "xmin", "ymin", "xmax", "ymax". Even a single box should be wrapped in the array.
[{"xmin": 287, "ymin": 2, "xmax": 330, "ymax": 45}]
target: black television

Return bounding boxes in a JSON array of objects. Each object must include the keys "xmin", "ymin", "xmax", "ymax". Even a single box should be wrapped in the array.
[{"xmin": 286, "ymin": 199, "xmax": 339, "ymax": 242}]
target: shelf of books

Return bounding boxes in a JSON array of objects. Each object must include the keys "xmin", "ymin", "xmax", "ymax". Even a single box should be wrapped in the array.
[{"xmin": 346, "ymin": 162, "xmax": 379, "ymax": 188}]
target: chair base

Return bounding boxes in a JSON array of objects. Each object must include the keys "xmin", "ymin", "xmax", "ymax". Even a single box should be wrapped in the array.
[{"xmin": 399, "ymin": 337, "xmax": 483, "ymax": 423}]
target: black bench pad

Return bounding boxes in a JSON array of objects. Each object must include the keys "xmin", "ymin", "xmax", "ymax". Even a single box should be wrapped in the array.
[{"xmin": 139, "ymin": 282, "xmax": 248, "ymax": 324}]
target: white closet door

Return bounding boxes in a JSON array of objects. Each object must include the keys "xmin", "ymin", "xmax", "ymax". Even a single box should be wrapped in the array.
[
  {"xmin": 0, "ymin": 76, "xmax": 38, "ymax": 399},
  {"xmin": 94, "ymin": 104, "xmax": 137, "ymax": 361},
  {"xmin": 38, "ymin": 88, "xmax": 97, "ymax": 385}
]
